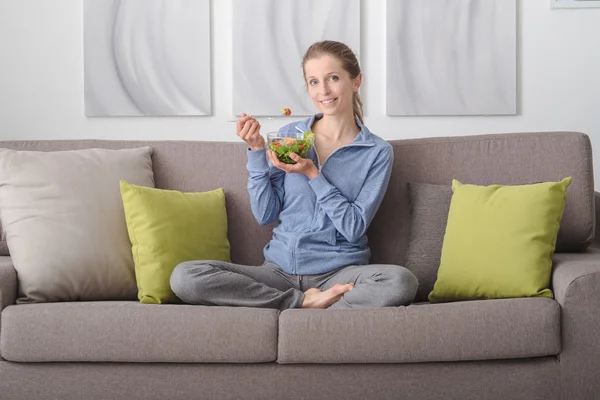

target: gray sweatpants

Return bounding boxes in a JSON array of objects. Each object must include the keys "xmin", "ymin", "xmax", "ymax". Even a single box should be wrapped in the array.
[{"xmin": 170, "ymin": 261, "xmax": 418, "ymax": 310}]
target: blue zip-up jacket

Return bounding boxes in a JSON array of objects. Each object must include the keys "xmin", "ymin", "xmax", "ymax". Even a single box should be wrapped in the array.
[{"xmin": 245, "ymin": 113, "xmax": 394, "ymax": 275}]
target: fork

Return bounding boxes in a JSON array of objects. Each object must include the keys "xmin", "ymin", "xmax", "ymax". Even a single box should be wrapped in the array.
[
  {"xmin": 228, "ymin": 108, "xmax": 292, "ymax": 122},
  {"xmin": 227, "ymin": 114, "xmax": 288, "ymax": 122}
]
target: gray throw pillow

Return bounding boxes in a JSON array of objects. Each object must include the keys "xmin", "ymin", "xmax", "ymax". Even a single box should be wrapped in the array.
[
  {"xmin": 0, "ymin": 147, "xmax": 155, "ymax": 303},
  {"xmin": 406, "ymin": 182, "xmax": 453, "ymax": 303}
]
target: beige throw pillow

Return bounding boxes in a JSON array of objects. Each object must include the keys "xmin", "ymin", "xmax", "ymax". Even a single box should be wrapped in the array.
[{"xmin": 0, "ymin": 147, "xmax": 155, "ymax": 303}]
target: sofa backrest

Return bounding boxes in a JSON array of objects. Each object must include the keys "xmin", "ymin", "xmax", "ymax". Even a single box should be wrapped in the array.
[
  {"xmin": 0, "ymin": 131, "xmax": 594, "ymax": 266},
  {"xmin": 369, "ymin": 131, "xmax": 594, "ymax": 268}
]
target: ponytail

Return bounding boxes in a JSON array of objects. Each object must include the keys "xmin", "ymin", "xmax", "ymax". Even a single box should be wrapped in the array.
[{"xmin": 352, "ymin": 92, "xmax": 364, "ymax": 124}]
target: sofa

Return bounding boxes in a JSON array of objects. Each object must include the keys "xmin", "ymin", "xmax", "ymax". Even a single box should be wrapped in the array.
[{"xmin": 0, "ymin": 131, "xmax": 598, "ymax": 400}]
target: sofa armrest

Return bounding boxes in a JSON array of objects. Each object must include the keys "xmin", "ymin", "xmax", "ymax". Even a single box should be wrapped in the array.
[{"xmin": 552, "ymin": 250, "xmax": 600, "ymax": 400}]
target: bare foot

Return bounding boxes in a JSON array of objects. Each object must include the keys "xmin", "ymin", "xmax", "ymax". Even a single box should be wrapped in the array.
[{"xmin": 301, "ymin": 283, "xmax": 354, "ymax": 309}]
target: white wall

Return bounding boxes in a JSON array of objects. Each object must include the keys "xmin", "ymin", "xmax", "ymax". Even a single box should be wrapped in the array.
[{"xmin": 1, "ymin": 0, "xmax": 599, "ymax": 184}]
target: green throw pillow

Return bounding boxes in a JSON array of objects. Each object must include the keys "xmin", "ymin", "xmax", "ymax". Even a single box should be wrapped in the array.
[
  {"xmin": 120, "ymin": 181, "xmax": 231, "ymax": 304},
  {"xmin": 428, "ymin": 177, "xmax": 572, "ymax": 303}
]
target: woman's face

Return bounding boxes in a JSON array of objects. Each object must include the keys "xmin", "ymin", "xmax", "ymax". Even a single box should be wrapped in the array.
[{"xmin": 304, "ymin": 54, "xmax": 361, "ymax": 118}]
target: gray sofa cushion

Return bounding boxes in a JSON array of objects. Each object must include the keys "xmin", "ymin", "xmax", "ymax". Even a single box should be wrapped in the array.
[
  {"xmin": 277, "ymin": 297, "xmax": 560, "ymax": 364},
  {"xmin": 0, "ymin": 302, "xmax": 279, "ymax": 363},
  {"xmin": 0, "ymin": 257, "xmax": 16, "ymax": 334},
  {"xmin": 0, "ymin": 228, "xmax": 6, "ymax": 256},
  {"xmin": 406, "ymin": 182, "xmax": 453, "ymax": 302}
]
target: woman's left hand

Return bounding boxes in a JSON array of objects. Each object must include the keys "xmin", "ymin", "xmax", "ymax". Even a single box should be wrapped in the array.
[{"xmin": 267, "ymin": 150, "xmax": 320, "ymax": 180}]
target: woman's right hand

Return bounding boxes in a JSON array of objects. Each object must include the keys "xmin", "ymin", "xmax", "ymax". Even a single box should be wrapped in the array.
[{"xmin": 236, "ymin": 113, "xmax": 265, "ymax": 151}]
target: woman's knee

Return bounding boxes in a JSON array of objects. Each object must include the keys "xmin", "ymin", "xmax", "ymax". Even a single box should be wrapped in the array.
[
  {"xmin": 384, "ymin": 266, "xmax": 419, "ymax": 306},
  {"xmin": 170, "ymin": 261, "xmax": 205, "ymax": 299}
]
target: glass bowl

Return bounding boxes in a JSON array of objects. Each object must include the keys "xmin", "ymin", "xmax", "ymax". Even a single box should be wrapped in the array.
[{"xmin": 266, "ymin": 130, "xmax": 315, "ymax": 164}]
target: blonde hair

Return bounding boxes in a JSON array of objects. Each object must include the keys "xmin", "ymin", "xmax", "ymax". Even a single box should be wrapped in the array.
[{"xmin": 302, "ymin": 40, "xmax": 363, "ymax": 124}]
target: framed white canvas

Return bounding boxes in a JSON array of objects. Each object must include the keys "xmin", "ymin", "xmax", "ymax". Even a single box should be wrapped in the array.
[
  {"xmin": 84, "ymin": 0, "xmax": 212, "ymax": 117},
  {"xmin": 232, "ymin": 0, "xmax": 361, "ymax": 117},
  {"xmin": 386, "ymin": 0, "xmax": 517, "ymax": 116}
]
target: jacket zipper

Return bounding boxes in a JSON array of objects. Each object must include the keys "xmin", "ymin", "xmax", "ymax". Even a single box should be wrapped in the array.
[{"xmin": 290, "ymin": 232, "xmax": 300, "ymax": 274}]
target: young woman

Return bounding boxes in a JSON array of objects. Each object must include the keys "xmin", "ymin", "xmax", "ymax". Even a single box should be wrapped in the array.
[{"xmin": 170, "ymin": 40, "xmax": 418, "ymax": 310}]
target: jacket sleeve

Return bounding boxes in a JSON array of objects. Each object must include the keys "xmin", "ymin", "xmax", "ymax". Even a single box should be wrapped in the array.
[
  {"xmin": 246, "ymin": 148, "xmax": 285, "ymax": 225},
  {"xmin": 308, "ymin": 145, "xmax": 393, "ymax": 243}
]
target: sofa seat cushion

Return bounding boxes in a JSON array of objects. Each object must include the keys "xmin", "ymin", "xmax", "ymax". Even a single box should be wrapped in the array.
[
  {"xmin": 0, "ymin": 302, "xmax": 278, "ymax": 363},
  {"xmin": 278, "ymin": 298, "xmax": 560, "ymax": 364}
]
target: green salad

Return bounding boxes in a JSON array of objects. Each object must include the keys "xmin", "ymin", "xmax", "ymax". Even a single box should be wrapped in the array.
[{"xmin": 269, "ymin": 130, "xmax": 315, "ymax": 164}]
